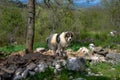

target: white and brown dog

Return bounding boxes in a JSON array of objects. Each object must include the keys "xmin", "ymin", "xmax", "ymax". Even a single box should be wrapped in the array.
[{"xmin": 46, "ymin": 31, "xmax": 74, "ymax": 56}]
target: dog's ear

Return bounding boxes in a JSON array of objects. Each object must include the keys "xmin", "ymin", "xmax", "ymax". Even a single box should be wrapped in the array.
[
  {"xmin": 65, "ymin": 32, "xmax": 70, "ymax": 37},
  {"xmin": 68, "ymin": 31, "xmax": 74, "ymax": 37},
  {"xmin": 71, "ymin": 32, "xmax": 74, "ymax": 37}
]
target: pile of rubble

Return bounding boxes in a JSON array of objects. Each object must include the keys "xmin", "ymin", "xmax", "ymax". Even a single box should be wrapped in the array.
[{"xmin": 0, "ymin": 43, "xmax": 120, "ymax": 80}]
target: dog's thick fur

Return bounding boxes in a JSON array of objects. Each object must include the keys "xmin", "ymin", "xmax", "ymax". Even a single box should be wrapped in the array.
[{"xmin": 46, "ymin": 31, "xmax": 74, "ymax": 56}]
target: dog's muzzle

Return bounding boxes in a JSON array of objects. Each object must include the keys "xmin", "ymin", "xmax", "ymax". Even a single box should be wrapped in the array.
[{"xmin": 68, "ymin": 37, "xmax": 72, "ymax": 42}]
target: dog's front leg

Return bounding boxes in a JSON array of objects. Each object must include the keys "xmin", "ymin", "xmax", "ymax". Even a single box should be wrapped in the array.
[
  {"xmin": 56, "ymin": 44, "xmax": 63, "ymax": 56},
  {"xmin": 61, "ymin": 48, "xmax": 67, "ymax": 57}
]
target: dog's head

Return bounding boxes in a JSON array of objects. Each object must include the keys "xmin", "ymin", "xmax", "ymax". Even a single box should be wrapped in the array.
[{"xmin": 64, "ymin": 31, "xmax": 74, "ymax": 43}]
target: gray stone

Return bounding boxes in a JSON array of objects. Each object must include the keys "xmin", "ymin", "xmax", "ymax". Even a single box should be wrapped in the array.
[
  {"xmin": 37, "ymin": 62, "xmax": 48, "ymax": 72},
  {"xmin": 52, "ymin": 59, "xmax": 66, "ymax": 72},
  {"xmin": 61, "ymin": 60, "xmax": 66, "ymax": 66},
  {"xmin": 2, "ymin": 73, "xmax": 12, "ymax": 79},
  {"xmin": 73, "ymin": 77, "xmax": 86, "ymax": 80},
  {"xmin": 29, "ymin": 71, "xmax": 35, "ymax": 76},
  {"xmin": 88, "ymin": 72, "xmax": 95, "ymax": 76},
  {"xmin": 15, "ymin": 68, "xmax": 23, "ymax": 76},
  {"xmin": 52, "ymin": 60, "xmax": 62, "ymax": 69},
  {"xmin": 35, "ymin": 47, "xmax": 46, "ymax": 52},
  {"xmin": 34, "ymin": 67, "xmax": 39, "ymax": 72},
  {"xmin": 69, "ymin": 76, "xmax": 73, "ymax": 80},
  {"xmin": 21, "ymin": 69, "xmax": 29, "ymax": 79},
  {"xmin": 27, "ymin": 63, "xmax": 36, "ymax": 70},
  {"xmin": 77, "ymin": 47, "xmax": 89, "ymax": 55},
  {"xmin": 55, "ymin": 64, "xmax": 61, "ymax": 69},
  {"xmin": 106, "ymin": 53, "xmax": 120, "ymax": 64},
  {"xmin": 13, "ymin": 75, "xmax": 23, "ymax": 80},
  {"xmin": 0, "ymin": 67, "xmax": 14, "ymax": 74},
  {"xmin": 66, "ymin": 57, "xmax": 86, "ymax": 71},
  {"xmin": 86, "ymin": 68, "xmax": 91, "ymax": 72},
  {"xmin": 93, "ymin": 47, "xmax": 108, "ymax": 56},
  {"xmin": 52, "ymin": 59, "xmax": 67, "ymax": 73}
]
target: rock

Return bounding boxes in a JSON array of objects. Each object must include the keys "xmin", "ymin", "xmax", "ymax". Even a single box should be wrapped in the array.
[
  {"xmin": 1, "ymin": 72, "xmax": 12, "ymax": 79},
  {"xmin": 13, "ymin": 75, "xmax": 23, "ymax": 80},
  {"xmin": 52, "ymin": 61, "xmax": 61, "ymax": 73},
  {"xmin": 111, "ymin": 68, "xmax": 115, "ymax": 71},
  {"xmin": 37, "ymin": 62, "xmax": 48, "ymax": 72},
  {"xmin": 60, "ymin": 59, "xmax": 66, "ymax": 66},
  {"xmin": 14, "ymin": 68, "xmax": 23, "ymax": 76},
  {"xmin": 34, "ymin": 67, "xmax": 39, "ymax": 72},
  {"xmin": 55, "ymin": 64, "xmax": 61, "ymax": 69},
  {"xmin": 89, "ymin": 43, "xmax": 95, "ymax": 51},
  {"xmin": 69, "ymin": 76, "xmax": 73, "ymax": 80},
  {"xmin": 0, "ymin": 71, "xmax": 4, "ymax": 76},
  {"xmin": 54, "ymin": 68, "xmax": 62, "ymax": 74},
  {"xmin": 88, "ymin": 72, "xmax": 95, "ymax": 76},
  {"xmin": 73, "ymin": 77, "xmax": 86, "ymax": 80},
  {"xmin": 35, "ymin": 47, "xmax": 46, "ymax": 53},
  {"xmin": 21, "ymin": 69, "xmax": 29, "ymax": 79},
  {"xmin": 66, "ymin": 57, "xmax": 86, "ymax": 71},
  {"xmin": 110, "ymin": 30, "xmax": 118, "ymax": 36},
  {"xmin": 77, "ymin": 47, "xmax": 89, "ymax": 55},
  {"xmin": 86, "ymin": 68, "xmax": 91, "ymax": 72},
  {"xmin": 93, "ymin": 47, "xmax": 108, "ymax": 56},
  {"xmin": 52, "ymin": 59, "xmax": 66, "ymax": 73},
  {"xmin": 27, "ymin": 63, "xmax": 36, "ymax": 70},
  {"xmin": 85, "ymin": 54, "xmax": 106, "ymax": 64},
  {"xmin": 0, "ymin": 67, "xmax": 14, "ymax": 74},
  {"xmin": 29, "ymin": 71, "xmax": 35, "ymax": 76},
  {"xmin": 106, "ymin": 53, "xmax": 120, "ymax": 64},
  {"xmin": 53, "ymin": 59, "xmax": 66, "ymax": 68}
]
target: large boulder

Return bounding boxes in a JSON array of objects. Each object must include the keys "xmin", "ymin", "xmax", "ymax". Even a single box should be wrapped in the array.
[
  {"xmin": 106, "ymin": 53, "xmax": 120, "ymax": 64},
  {"xmin": 66, "ymin": 57, "xmax": 86, "ymax": 71},
  {"xmin": 93, "ymin": 47, "xmax": 108, "ymax": 57}
]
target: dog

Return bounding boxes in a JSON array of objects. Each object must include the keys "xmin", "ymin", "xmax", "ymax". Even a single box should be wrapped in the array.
[{"xmin": 46, "ymin": 31, "xmax": 74, "ymax": 57}]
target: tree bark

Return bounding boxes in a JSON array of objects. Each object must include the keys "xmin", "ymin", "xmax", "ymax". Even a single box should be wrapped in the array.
[{"xmin": 25, "ymin": 0, "xmax": 35, "ymax": 53}]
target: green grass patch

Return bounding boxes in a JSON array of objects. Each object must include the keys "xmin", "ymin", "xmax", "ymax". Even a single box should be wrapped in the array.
[
  {"xmin": 90, "ymin": 62, "xmax": 120, "ymax": 79},
  {"xmin": 0, "ymin": 42, "xmax": 47, "ymax": 57},
  {"xmin": 0, "ymin": 44, "xmax": 25, "ymax": 57}
]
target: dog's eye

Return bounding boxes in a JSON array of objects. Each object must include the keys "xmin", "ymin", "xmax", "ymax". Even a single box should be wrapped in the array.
[
  {"xmin": 71, "ymin": 35, "xmax": 73, "ymax": 37},
  {"xmin": 66, "ymin": 34, "xmax": 70, "ymax": 37}
]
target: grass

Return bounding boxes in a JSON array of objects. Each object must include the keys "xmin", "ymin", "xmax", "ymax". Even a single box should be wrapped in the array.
[{"xmin": 90, "ymin": 62, "xmax": 120, "ymax": 79}]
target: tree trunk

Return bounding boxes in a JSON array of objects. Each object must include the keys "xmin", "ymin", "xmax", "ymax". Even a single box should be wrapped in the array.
[{"xmin": 25, "ymin": 0, "xmax": 35, "ymax": 53}]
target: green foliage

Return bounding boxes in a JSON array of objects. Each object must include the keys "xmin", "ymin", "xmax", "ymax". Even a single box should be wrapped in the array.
[{"xmin": 0, "ymin": 2, "xmax": 26, "ymax": 46}]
